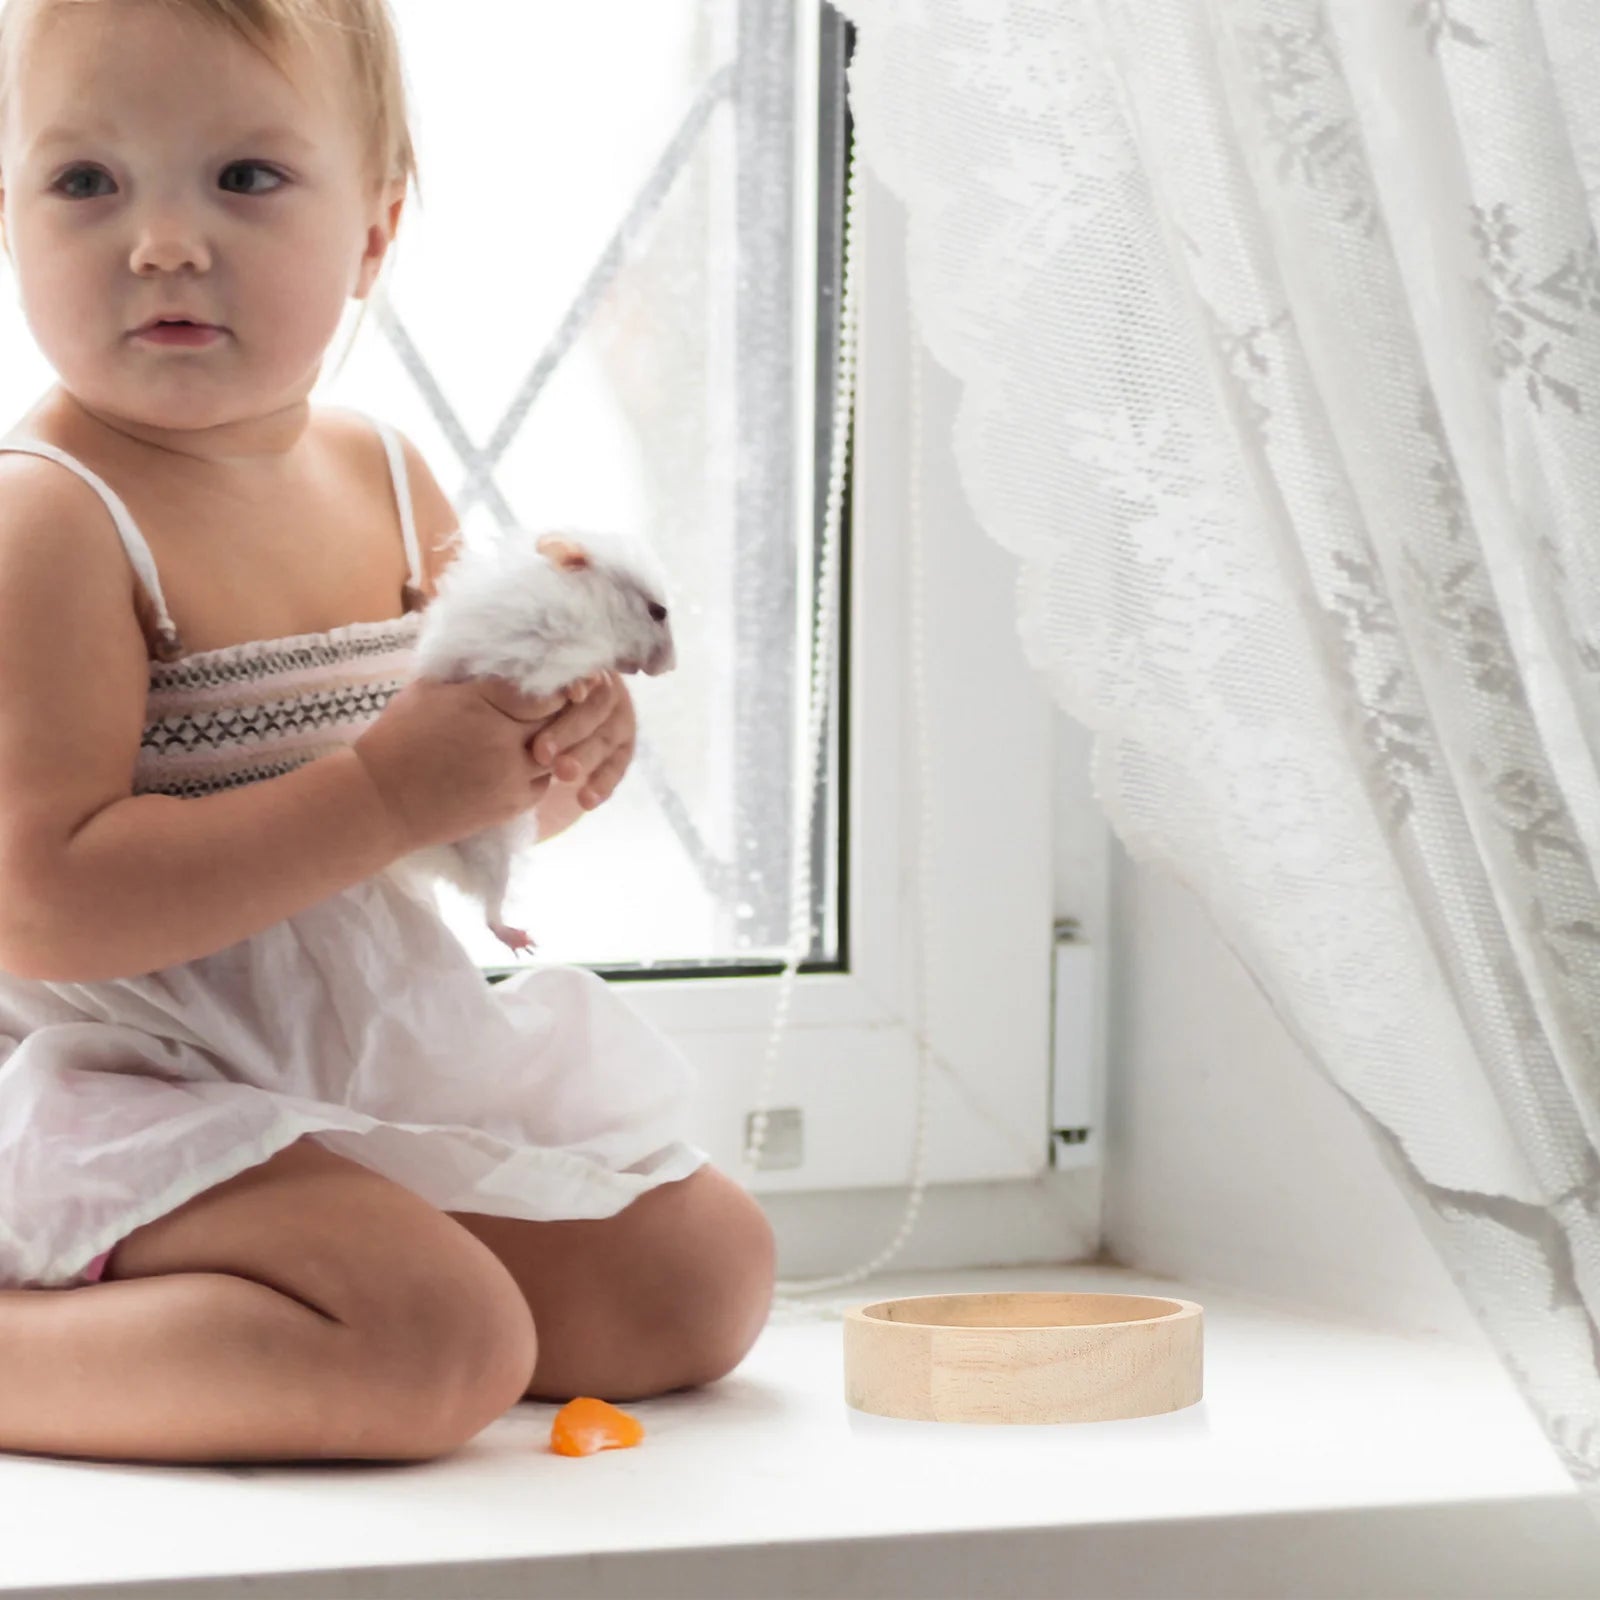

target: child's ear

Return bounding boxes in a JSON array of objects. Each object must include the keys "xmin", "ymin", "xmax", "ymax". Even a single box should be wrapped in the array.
[
  {"xmin": 352, "ymin": 178, "xmax": 407, "ymax": 301},
  {"xmin": 382, "ymin": 181, "xmax": 406, "ymax": 241},
  {"xmin": 537, "ymin": 535, "xmax": 592, "ymax": 573}
]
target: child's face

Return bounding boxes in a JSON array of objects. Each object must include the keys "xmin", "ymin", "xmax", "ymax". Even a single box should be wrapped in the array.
[{"xmin": 0, "ymin": 1, "xmax": 404, "ymax": 436}]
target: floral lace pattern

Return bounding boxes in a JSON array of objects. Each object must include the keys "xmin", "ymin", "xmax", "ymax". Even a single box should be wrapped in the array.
[{"xmin": 839, "ymin": 0, "xmax": 1600, "ymax": 1499}]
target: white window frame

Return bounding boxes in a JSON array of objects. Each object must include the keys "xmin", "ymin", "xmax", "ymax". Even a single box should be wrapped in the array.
[{"xmin": 619, "ymin": 16, "xmax": 1058, "ymax": 1194}]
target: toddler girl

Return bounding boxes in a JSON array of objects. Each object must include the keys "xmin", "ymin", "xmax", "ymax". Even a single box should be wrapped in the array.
[{"xmin": 0, "ymin": 0, "xmax": 774, "ymax": 1465}]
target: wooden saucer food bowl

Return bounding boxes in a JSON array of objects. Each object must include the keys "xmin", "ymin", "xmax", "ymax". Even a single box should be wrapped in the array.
[{"xmin": 843, "ymin": 1291, "xmax": 1203, "ymax": 1424}]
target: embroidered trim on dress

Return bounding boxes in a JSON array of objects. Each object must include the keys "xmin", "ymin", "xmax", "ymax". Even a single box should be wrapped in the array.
[
  {"xmin": 147, "ymin": 613, "xmax": 423, "ymax": 686},
  {"xmin": 135, "ymin": 613, "xmax": 425, "ymax": 801}
]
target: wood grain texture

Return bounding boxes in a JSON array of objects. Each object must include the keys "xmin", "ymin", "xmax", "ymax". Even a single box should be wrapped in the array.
[{"xmin": 842, "ymin": 1292, "xmax": 1203, "ymax": 1424}]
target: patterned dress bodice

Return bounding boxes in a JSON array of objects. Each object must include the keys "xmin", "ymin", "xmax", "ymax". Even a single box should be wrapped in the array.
[
  {"xmin": 135, "ymin": 612, "xmax": 426, "ymax": 799},
  {"xmin": 0, "ymin": 415, "xmax": 434, "ymax": 800}
]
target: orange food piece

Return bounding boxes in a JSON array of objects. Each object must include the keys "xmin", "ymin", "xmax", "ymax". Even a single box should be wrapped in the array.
[{"xmin": 549, "ymin": 1396, "xmax": 646, "ymax": 1457}]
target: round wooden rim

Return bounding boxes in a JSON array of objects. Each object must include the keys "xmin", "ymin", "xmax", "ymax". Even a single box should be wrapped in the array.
[{"xmin": 843, "ymin": 1291, "xmax": 1204, "ymax": 1334}]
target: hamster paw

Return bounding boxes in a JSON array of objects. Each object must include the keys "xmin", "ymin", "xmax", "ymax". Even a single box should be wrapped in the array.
[{"xmin": 489, "ymin": 921, "xmax": 538, "ymax": 954}]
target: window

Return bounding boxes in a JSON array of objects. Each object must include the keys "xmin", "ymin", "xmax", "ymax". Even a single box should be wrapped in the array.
[
  {"xmin": 323, "ymin": 0, "xmax": 851, "ymax": 983},
  {"xmin": 340, "ymin": 1, "xmax": 1058, "ymax": 1197}
]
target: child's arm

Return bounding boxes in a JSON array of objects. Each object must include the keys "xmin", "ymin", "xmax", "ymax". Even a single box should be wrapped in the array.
[
  {"xmin": 0, "ymin": 461, "xmax": 412, "ymax": 984},
  {"xmin": 16, "ymin": 755, "xmax": 410, "ymax": 982}
]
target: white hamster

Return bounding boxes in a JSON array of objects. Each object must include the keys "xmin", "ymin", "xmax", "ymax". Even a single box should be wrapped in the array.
[{"xmin": 399, "ymin": 529, "xmax": 676, "ymax": 952}]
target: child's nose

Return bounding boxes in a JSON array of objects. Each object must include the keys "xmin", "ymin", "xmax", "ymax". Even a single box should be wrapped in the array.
[{"xmin": 129, "ymin": 214, "xmax": 213, "ymax": 277}]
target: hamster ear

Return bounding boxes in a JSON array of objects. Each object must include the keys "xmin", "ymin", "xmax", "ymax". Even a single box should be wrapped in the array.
[{"xmin": 537, "ymin": 534, "xmax": 592, "ymax": 572}]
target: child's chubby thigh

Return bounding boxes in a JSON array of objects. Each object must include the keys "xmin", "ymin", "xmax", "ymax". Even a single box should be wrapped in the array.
[{"xmin": 103, "ymin": 1132, "xmax": 539, "ymax": 1457}]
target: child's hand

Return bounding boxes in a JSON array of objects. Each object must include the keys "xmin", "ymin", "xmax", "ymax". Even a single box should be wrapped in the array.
[
  {"xmin": 527, "ymin": 670, "xmax": 637, "ymax": 811},
  {"xmin": 352, "ymin": 675, "xmax": 569, "ymax": 853}
]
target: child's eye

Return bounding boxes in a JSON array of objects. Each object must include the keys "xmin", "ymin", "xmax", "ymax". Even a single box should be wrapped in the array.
[
  {"xmin": 51, "ymin": 165, "xmax": 111, "ymax": 200},
  {"xmin": 219, "ymin": 161, "xmax": 287, "ymax": 196}
]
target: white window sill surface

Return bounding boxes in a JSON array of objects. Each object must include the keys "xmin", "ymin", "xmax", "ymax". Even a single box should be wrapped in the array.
[{"xmin": 4, "ymin": 1263, "xmax": 1599, "ymax": 1600}]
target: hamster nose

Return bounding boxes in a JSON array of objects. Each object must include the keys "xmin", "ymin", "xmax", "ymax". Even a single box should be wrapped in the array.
[{"xmin": 646, "ymin": 640, "xmax": 676, "ymax": 676}]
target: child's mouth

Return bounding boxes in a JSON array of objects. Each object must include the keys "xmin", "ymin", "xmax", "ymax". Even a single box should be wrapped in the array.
[{"xmin": 134, "ymin": 322, "xmax": 225, "ymax": 348}]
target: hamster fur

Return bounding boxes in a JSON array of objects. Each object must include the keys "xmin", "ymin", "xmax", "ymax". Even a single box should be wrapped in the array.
[{"xmin": 398, "ymin": 529, "xmax": 676, "ymax": 952}]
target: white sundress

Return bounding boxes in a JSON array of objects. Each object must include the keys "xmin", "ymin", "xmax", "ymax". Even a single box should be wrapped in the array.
[{"xmin": 0, "ymin": 413, "xmax": 708, "ymax": 1291}]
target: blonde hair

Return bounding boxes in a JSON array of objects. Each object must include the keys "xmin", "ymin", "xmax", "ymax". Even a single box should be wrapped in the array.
[{"xmin": 0, "ymin": 0, "xmax": 420, "ymax": 368}]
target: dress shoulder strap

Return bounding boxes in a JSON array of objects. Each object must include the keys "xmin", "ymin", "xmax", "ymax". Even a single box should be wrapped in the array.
[
  {"xmin": 0, "ymin": 434, "xmax": 183, "ymax": 660},
  {"xmin": 365, "ymin": 415, "xmax": 430, "ymax": 612}
]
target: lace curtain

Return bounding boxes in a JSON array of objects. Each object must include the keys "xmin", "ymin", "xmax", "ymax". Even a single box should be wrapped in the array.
[{"xmin": 834, "ymin": 0, "xmax": 1600, "ymax": 1507}]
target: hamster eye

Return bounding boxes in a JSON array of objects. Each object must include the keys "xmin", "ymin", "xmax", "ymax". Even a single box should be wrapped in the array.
[{"xmin": 647, "ymin": 602, "xmax": 669, "ymax": 623}]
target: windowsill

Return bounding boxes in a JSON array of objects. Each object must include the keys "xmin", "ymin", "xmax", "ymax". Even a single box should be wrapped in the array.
[{"xmin": 5, "ymin": 1264, "xmax": 1598, "ymax": 1600}]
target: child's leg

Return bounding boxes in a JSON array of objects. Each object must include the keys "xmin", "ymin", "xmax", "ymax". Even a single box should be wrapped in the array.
[
  {"xmin": 448, "ymin": 1164, "xmax": 776, "ymax": 1403},
  {"xmin": 0, "ymin": 1136, "xmax": 539, "ymax": 1465}
]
